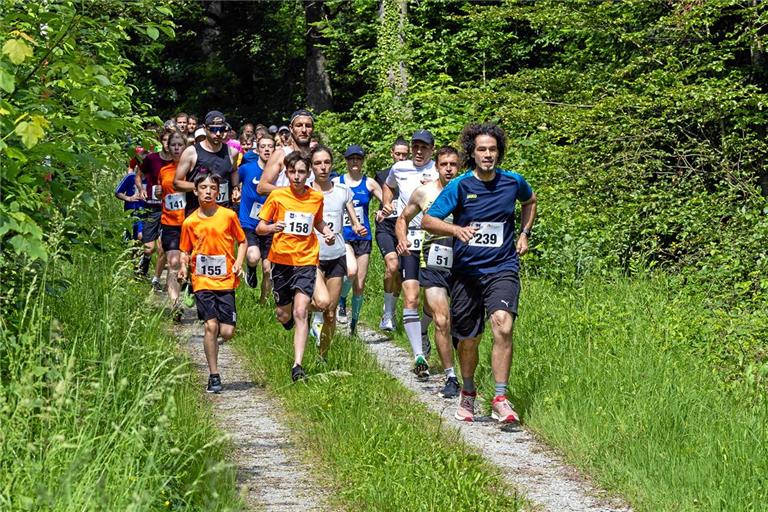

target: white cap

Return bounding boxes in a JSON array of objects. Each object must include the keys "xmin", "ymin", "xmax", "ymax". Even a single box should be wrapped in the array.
[{"xmin": 194, "ymin": 128, "xmax": 206, "ymax": 139}]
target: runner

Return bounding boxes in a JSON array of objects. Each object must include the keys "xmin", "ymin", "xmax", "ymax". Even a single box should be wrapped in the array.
[
  {"xmin": 257, "ymin": 109, "xmax": 315, "ymax": 195},
  {"xmin": 178, "ymin": 174, "xmax": 246, "ymax": 394},
  {"xmin": 135, "ymin": 127, "xmax": 171, "ymax": 290},
  {"xmin": 373, "ymin": 138, "xmax": 409, "ymax": 331},
  {"xmin": 158, "ymin": 130, "xmax": 188, "ymax": 320},
  {"xmin": 175, "ymin": 112, "xmax": 188, "ymax": 134},
  {"xmin": 383, "ymin": 129, "xmax": 438, "ymax": 377},
  {"xmin": 114, "ymin": 152, "xmax": 146, "ymax": 245},
  {"xmin": 277, "ymin": 125, "xmax": 291, "ymax": 147},
  {"xmin": 336, "ymin": 144, "xmax": 384, "ymax": 336},
  {"xmin": 422, "ymin": 122, "xmax": 537, "ymax": 423},
  {"xmin": 396, "ymin": 146, "xmax": 460, "ymax": 395},
  {"xmin": 256, "ymin": 152, "xmax": 336, "ymax": 381},
  {"xmin": 173, "ymin": 110, "xmax": 241, "ymax": 217},
  {"xmin": 309, "ymin": 145, "xmax": 367, "ymax": 357},
  {"xmin": 187, "ymin": 115, "xmax": 198, "ymax": 136},
  {"xmin": 238, "ymin": 134, "xmax": 276, "ymax": 303}
]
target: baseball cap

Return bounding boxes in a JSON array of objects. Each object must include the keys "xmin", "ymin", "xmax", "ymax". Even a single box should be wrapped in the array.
[
  {"xmin": 289, "ymin": 108, "xmax": 315, "ymax": 124},
  {"xmin": 278, "ymin": 125, "xmax": 290, "ymax": 133},
  {"xmin": 194, "ymin": 128, "xmax": 206, "ymax": 139},
  {"xmin": 411, "ymin": 129, "xmax": 434, "ymax": 146},
  {"xmin": 343, "ymin": 144, "xmax": 365, "ymax": 158},
  {"xmin": 204, "ymin": 110, "xmax": 226, "ymax": 125},
  {"xmin": 268, "ymin": 125, "xmax": 278, "ymax": 135}
]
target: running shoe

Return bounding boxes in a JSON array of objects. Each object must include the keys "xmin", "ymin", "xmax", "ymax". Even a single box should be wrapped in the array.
[
  {"xmin": 455, "ymin": 390, "xmax": 476, "ymax": 422},
  {"xmin": 207, "ymin": 374, "xmax": 222, "ymax": 394},
  {"xmin": 491, "ymin": 396, "xmax": 520, "ymax": 424},
  {"xmin": 379, "ymin": 315, "xmax": 394, "ymax": 332},
  {"xmin": 412, "ymin": 355, "xmax": 430, "ymax": 380},
  {"xmin": 422, "ymin": 333, "xmax": 432, "ymax": 359},
  {"xmin": 440, "ymin": 376, "xmax": 460, "ymax": 398},
  {"xmin": 291, "ymin": 364, "xmax": 306, "ymax": 382},
  {"xmin": 337, "ymin": 304, "xmax": 348, "ymax": 324},
  {"xmin": 246, "ymin": 267, "xmax": 258, "ymax": 288},
  {"xmin": 151, "ymin": 277, "xmax": 162, "ymax": 292},
  {"xmin": 310, "ymin": 321, "xmax": 322, "ymax": 346}
]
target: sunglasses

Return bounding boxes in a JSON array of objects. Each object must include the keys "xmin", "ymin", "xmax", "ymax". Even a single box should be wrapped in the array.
[{"xmin": 207, "ymin": 125, "xmax": 227, "ymax": 134}]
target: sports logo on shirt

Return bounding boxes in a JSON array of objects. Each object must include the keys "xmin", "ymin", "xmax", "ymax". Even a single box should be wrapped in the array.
[{"xmin": 467, "ymin": 193, "xmax": 478, "ymax": 200}]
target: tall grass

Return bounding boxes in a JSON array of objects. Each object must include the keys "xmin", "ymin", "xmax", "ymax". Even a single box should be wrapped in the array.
[
  {"xmin": 235, "ymin": 290, "xmax": 522, "ymax": 511},
  {"xmin": 0, "ymin": 253, "xmax": 242, "ymax": 511}
]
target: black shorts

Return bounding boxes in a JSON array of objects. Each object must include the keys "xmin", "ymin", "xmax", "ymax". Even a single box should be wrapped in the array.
[
  {"xmin": 196, "ymin": 289, "xmax": 237, "ymax": 325},
  {"xmin": 450, "ymin": 271, "xmax": 520, "ymax": 341},
  {"xmin": 419, "ymin": 266, "xmax": 452, "ymax": 291},
  {"xmin": 161, "ymin": 224, "xmax": 181, "ymax": 252},
  {"xmin": 346, "ymin": 239, "xmax": 372, "ymax": 257},
  {"xmin": 142, "ymin": 209, "xmax": 162, "ymax": 243},
  {"xmin": 245, "ymin": 229, "xmax": 272, "ymax": 257},
  {"xmin": 375, "ymin": 219, "xmax": 398, "ymax": 257},
  {"xmin": 271, "ymin": 263, "xmax": 317, "ymax": 307},
  {"xmin": 400, "ymin": 253, "xmax": 420, "ymax": 281},
  {"xmin": 319, "ymin": 256, "xmax": 347, "ymax": 279}
]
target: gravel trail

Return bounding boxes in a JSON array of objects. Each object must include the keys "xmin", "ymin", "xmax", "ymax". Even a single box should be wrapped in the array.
[{"xmin": 357, "ymin": 325, "xmax": 632, "ymax": 512}]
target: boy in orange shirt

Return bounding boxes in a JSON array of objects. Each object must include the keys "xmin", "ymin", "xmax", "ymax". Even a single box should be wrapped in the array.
[
  {"xmin": 179, "ymin": 174, "xmax": 246, "ymax": 393},
  {"xmin": 257, "ymin": 152, "xmax": 335, "ymax": 381}
]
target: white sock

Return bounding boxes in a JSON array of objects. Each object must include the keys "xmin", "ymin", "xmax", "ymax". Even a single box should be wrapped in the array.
[
  {"xmin": 444, "ymin": 367, "xmax": 456, "ymax": 379},
  {"xmin": 383, "ymin": 293, "xmax": 395, "ymax": 317},
  {"xmin": 403, "ymin": 308, "xmax": 422, "ymax": 357}
]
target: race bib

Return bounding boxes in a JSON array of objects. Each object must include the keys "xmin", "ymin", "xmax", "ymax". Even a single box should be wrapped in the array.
[
  {"xmin": 469, "ymin": 222, "xmax": 504, "ymax": 248},
  {"xmin": 427, "ymin": 244, "xmax": 453, "ymax": 269},
  {"xmin": 249, "ymin": 201, "xmax": 263, "ymax": 219},
  {"xmin": 164, "ymin": 192, "xmax": 186, "ymax": 211},
  {"xmin": 216, "ymin": 182, "xmax": 229, "ymax": 203},
  {"xmin": 407, "ymin": 228, "xmax": 423, "ymax": 251},
  {"xmin": 151, "ymin": 185, "xmax": 162, "ymax": 201},
  {"xmin": 284, "ymin": 211, "xmax": 313, "ymax": 236},
  {"xmin": 343, "ymin": 206, "xmax": 365, "ymax": 227},
  {"xmin": 323, "ymin": 211, "xmax": 342, "ymax": 234},
  {"xmin": 195, "ymin": 254, "xmax": 227, "ymax": 277},
  {"xmin": 387, "ymin": 202, "xmax": 399, "ymax": 218}
]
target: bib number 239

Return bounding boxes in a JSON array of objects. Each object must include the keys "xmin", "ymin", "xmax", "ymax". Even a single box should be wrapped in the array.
[
  {"xmin": 469, "ymin": 222, "xmax": 503, "ymax": 248},
  {"xmin": 196, "ymin": 254, "xmax": 227, "ymax": 276},
  {"xmin": 284, "ymin": 211, "xmax": 313, "ymax": 235}
]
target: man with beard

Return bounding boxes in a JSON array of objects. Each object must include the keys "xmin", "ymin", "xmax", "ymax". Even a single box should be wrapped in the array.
[{"xmin": 257, "ymin": 109, "xmax": 316, "ymax": 195}]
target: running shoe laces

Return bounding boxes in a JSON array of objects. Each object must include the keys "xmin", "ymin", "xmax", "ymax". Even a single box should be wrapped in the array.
[
  {"xmin": 440, "ymin": 376, "xmax": 460, "ymax": 399},
  {"xmin": 491, "ymin": 395, "xmax": 520, "ymax": 424},
  {"xmin": 412, "ymin": 355, "xmax": 430, "ymax": 380},
  {"xmin": 455, "ymin": 390, "xmax": 476, "ymax": 422}
]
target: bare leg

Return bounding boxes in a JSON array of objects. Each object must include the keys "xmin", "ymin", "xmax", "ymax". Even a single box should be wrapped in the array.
[
  {"xmin": 292, "ymin": 292, "xmax": 312, "ymax": 366},
  {"xmin": 203, "ymin": 319, "xmax": 220, "ymax": 374},
  {"xmin": 489, "ymin": 310, "xmax": 515, "ymax": 384}
]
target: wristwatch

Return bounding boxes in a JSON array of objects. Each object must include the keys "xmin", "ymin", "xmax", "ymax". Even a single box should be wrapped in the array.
[{"xmin": 520, "ymin": 227, "xmax": 532, "ymax": 237}]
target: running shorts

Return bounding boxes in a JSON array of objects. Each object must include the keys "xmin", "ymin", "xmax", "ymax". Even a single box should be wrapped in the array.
[
  {"xmin": 319, "ymin": 256, "xmax": 347, "ymax": 279},
  {"xmin": 161, "ymin": 224, "xmax": 181, "ymax": 252},
  {"xmin": 419, "ymin": 266, "xmax": 452, "ymax": 291},
  {"xmin": 271, "ymin": 263, "xmax": 317, "ymax": 307},
  {"xmin": 400, "ymin": 253, "xmax": 420, "ymax": 281},
  {"xmin": 142, "ymin": 208, "xmax": 162, "ymax": 243},
  {"xmin": 346, "ymin": 239, "xmax": 372, "ymax": 257},
  {"xmin": 450, "ymin": 271, "xmax": 520, "ymax": 342},
  {"xmin": 196, "ymin": 289, "xmax": 237, "ymax": 325},
  {"xmin": 375, "ymin": 218, "xmax": 398, "ymax": 257},
  {"xmin": 245, "ymin": 229, "xmax": 273, "ymax": 257}
]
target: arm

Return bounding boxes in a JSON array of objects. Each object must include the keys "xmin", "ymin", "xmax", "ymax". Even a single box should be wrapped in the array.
[
  {"xmin": 134, "ymin": 166, "xmax": 147, "ymax": 200},
  {"xmin": 344, "ymin": 201, "xmax": 368, "ymax": 237},
  {"xmin": 174, "ymin": 146, "xmax": 197, "ymax": 192},
  {"xmin": 422, "ymin": 215, "xmax": 476, "ymax": 243},
  {"xmin": 314, "ymin": 218, "xmax": 336, "ymax": 245},
  {"xmin": 230, "ymin": 147, "xmax": 241, "ymax": 202},
  {"xmin": 232, "ymin": 239, "xmax": 246, "ymax": 275},
  {"xmin": 368, "ymin": 178, "xmax": 383, "ymax": 203},
  {"xmin": 256, "ymin": 149, "xmax": 285, "ymax": 195},
  {"xmin": 516, "ymin": 192, "xmax": 537, "ymax": 256},
  {"xmin": 178, "ymin": 251, "xmax": 189, "ymax": 281},
  {"xmin": 382, "ymin": 183, "xmax": 395, "ymax": 216}
]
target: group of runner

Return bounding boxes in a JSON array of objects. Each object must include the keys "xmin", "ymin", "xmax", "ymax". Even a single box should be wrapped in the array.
[{"xmin": 115, "ymin": 108, "xmax": 537, "ymax": 424}]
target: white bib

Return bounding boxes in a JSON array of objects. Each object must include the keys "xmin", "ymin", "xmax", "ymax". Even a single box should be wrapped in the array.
[
  {"xmin": 343, "ymin": 206, "xmax": 364, "ymax": 227},
  {"xmin": 284, "ymin": 211, "xmax": 313, "ymax": 236},
  {"xmin": 164, "ymin": 192, "xmax": 186, "ymax": 211},
  {"xmin": 216, "ymin": 182, "xmax": 229, "ymax": 203},
  {"xmin": 387, "ymin": 202, "xmax": 399, "ymax": 218},
  {"xmin": 407, "ymin": 228, "xmax": 423, "ymax": 251},
  {"xmin": 427, "ymin": 244, "xmax": 453, "ymax": 269},
  {"xmin": 195, "ymin": 254, "xmax": 227, "ymax": 277},
  {"xmin": 249, "ymin": 201, "xmax": 263, "ymax": 219},
  {"xmin": 469, "ymin": 222, "xmax": 504, "ymax": 248},
  {"xmin": 151, "ymin": 185, "xmax": 162, "ymax": 201},
  {"xmin": 323, "ymin": 211, "xmax": 342, "ymax": 234}
]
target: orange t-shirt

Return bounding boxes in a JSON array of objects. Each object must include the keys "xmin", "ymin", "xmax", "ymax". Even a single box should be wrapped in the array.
[
  {"xmin": 180, "ymin": 206, "xmax": 246, "ymax": 291},
  {"xmin": 259, "ymin": 186, "xmax": 324, "ymax": 266},
  {"xmin": 159, "ymin": 162, "xmax": 185, "ymax": 226}
]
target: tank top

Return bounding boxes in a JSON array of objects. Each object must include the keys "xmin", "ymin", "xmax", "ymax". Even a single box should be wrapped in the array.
[
  {"xmin": 339, "ymin": 174, "xmax": 372, "ymax": 241},
  {"xmin": 275, "ymin": 146, "xmax": 315, "ymax": 188},
  {"xmin": 185, "ymin": 142, "xmax": 233, "ymax": 215}
]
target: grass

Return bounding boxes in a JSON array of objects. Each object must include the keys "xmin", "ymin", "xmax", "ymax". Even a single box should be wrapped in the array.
[
  {"xmin": 0, "ymin": 253, "xmax": 242, "ymax": 511},
  {"xmin": 234, "ymin": 289, "xmax": 522, "ymax": 511},
  {"xmin": 359, "ymin": 249, "xmax": 768, "ymax": 511}
]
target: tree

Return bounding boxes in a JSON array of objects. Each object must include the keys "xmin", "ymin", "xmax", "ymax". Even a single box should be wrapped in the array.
[{"xmin": 305, "ymin": 0, "xmax": 333, "ymax": 113}]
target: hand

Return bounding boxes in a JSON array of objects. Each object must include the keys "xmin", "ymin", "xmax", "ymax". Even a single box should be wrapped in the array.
[
  {"xmin": 516, "ymin": 233, "xmax": 529, "ymax": 255},
  {"xmin": 178, "ymin": 266, "xmax": 187, "ymax": 281},
  {"xmin": 139, "ymin": 189, "xmax": 148, "ymax": 201},
  {"xmin": 232, "ymin": 187, "xmax": 241, "ymax": 203},
  {"xmin": 354, "ymin": 224, "xmax": 368, "ymax": 237},
  {"xmin": 454, "ymin": 225, "xmax": 477, "ymax": 243},
  {"xmin": 381, "ymin": 203, "xmax": 393, "ymax": 216},
  {"xmin": 324, "ymin": 231, "xmax": 336, "ymax": 245},
  {"xmin": 396, "ymin": 238, "xmax": 411, "ymax": 256},
  {"xmin": 273, "ymin": 221, "xmax": 285, "ymax": 233},
  {"xmin": 375, "ymin": 210, "xmax": 385, "ymax": 223},
  {"xmin": 232, "ymin": 262, "xmax": 242, "ymax": 276}
]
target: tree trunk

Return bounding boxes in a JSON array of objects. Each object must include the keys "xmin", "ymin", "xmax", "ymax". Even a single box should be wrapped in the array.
[
  {"xmin": 305, "ymin": 0, "xmax": 333, "ymax": 113},
  {"xmin": 378, "ymin": 0, "xmax": 408, "ymax": 96}
]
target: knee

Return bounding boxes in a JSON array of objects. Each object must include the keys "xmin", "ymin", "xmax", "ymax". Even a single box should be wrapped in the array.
[
  {"xmin": 204, "ymin": 320, "xmax": 219, "ymax": 334},
  {"xmin": 490, "ymin": 311, "xmax": 514, "ymax": 338},
  {"xmin": 246, "ymin": 248, "xmax": 259, "ymax": 265},
  {"xmin": 324, "ymin": 308, "xmax": 337, "ymax": 324},
  {"xmin": 293, "ymin": 304, "xmax": 309, "ymax": 321},
  {"xmin": 168, "ymin": 256, "xmax": 180, "ymax": 271},
  {"xmin": 220, "ymin": 324, "xmax": 235, "ymax": 340},
  {"xmin": 433, "ymin": 311, "xmax": 450, "ymax": 332}
]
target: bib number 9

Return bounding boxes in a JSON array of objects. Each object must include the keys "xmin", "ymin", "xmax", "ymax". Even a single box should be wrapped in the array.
[{"xmin": 407, "ymin": 228, "xmax": 423, "ymax": 251}]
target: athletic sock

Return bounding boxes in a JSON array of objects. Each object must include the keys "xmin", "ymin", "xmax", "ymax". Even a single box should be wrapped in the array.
[
  {"xmin": 463, "ymin": 376, "xmax": 476, "ymax": 393},
  {"xmin": 444, "ymin": 367, "xmax": 456, "ymax": 379},
  {"xmin": 340, "ymin": 278, "xmax": 353, "ymax": 305},
  {"xmin": 495, "ymin": 382, "xmax": 508, "ymax": 398},
  {"xmin": 383, "ymin": 292, "xmax": 395, "ymax": 317},
  {"xmin": 420, "ymin": 310, "xmax": 432, "ymax": 337},
  {"xmin": 139, "ymin": 254, "xmax": 151, "ymax": 276},
  {"xmin": 403, "ymin": 308, "xmax": 422, "ymax": 357},
  {"xmin": 351, "ymin": 295, "xmax": 364, "ymax": 322},
  {"xmin": 281, "ymin": 318, "xmax": 295, "ymax": 330}
]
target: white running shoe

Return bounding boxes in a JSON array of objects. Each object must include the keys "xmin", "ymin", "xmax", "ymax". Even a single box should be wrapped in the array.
[{"xmin": 379, "ymin": 315, "xmax": 394, "ymax": 332}]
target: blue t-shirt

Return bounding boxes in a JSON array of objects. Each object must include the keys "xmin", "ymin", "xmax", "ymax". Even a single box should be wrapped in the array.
[
  {"xmin": 238, "ymin": 151, "xmax": 270, "ymax": 231},
  {"xmin": 114, "ymin": 173, "xmax": 145, "ymax": 211},
  {"xmin": 340, "ymin": 174, "xmax": 372, "ymax": 241},
  {"xmin": 427, "ymin": 169, "xmax": 533, "ymax": 277}
]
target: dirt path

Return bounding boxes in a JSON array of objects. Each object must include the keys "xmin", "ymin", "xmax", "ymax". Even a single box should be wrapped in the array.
[
  {"xmin": 357, "ymin": 325, "xmax": 632, "ymax": 512},
  {"xmin": 176, "ymin": 308, "xmax": 331, "ymax": 511}
]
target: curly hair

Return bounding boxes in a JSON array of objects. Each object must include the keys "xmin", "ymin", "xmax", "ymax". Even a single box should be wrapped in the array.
[{"xmin": 459, "ymin": 123, "xmax": 507, "ymax": 170}]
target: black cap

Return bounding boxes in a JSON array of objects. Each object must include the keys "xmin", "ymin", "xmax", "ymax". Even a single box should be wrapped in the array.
[
  {"xmin": 411, "ymin": 129, "xmax": 434, "ymax": 145},
  {"xmin": 290, "ymin": 109, "xmax": 315, "ymax": 124},
  {"xmin": 204, "ymin": 110, "xmax": 226, "ymax": 125},
  {"xmin": 343, "ymin": 144, "xmax": 365, "ymax": 158},
  {"xmin": 268, "ymin": 125, "xmax": 278, "ymax": 135}
]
